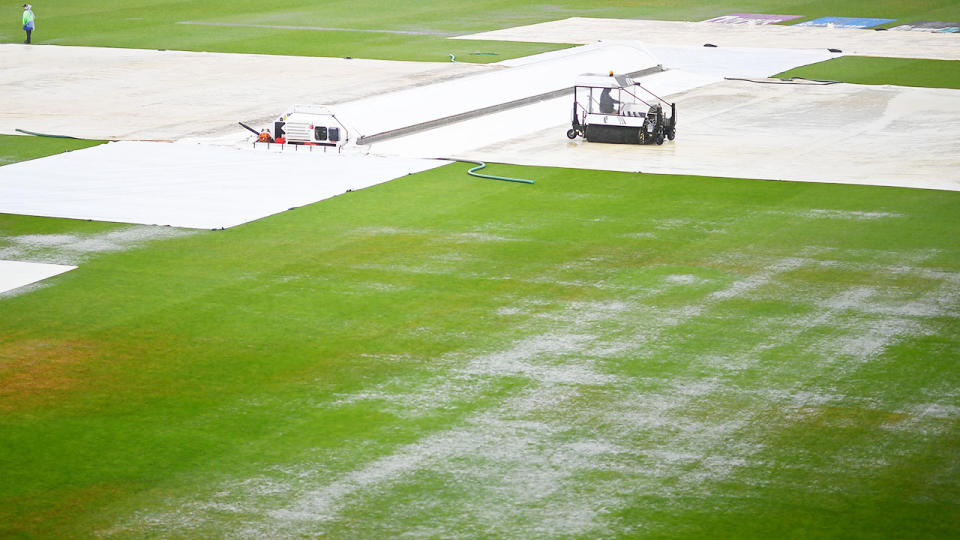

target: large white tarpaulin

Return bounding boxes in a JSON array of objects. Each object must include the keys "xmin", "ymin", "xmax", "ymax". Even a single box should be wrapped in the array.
[
  {"xmin": 0, "ymin": 44, "xmax": 488, "ymax": 142},
  {"xmin": 0, "ymin": 142, "xmax": 446, "ymax": 229},
  {"xmin": 458, "ymin": 17, "xmax": 960, "ymax": 60}
]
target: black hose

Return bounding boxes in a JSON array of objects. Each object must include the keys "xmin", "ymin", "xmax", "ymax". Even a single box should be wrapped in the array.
[
  {"xmin": 238, "ymin": 122, "xmax": 261, "ymax": 136},
  {"xmin": 15, "ymin": 128, "xmax": 79, "ymax": 139},
  {"xmin": 724, "ymin": 77, "xmax": 842, "ymax": 85}
]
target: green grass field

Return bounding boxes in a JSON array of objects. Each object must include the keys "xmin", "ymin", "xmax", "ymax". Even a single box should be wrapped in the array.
[
  {"xmin": 4, "ymin": 1, "xmax": 960, "ymax": 61},
  {"xmin": 0, "ymin": 136, "xmax": 103, "ymax": 167},
  {"xmin": 779, "ymin": 57, "xmax": 960, "ymax": 89},
  {"xmin": 2, "ymin": 1, "xmax": 960, "ymax": 538}
]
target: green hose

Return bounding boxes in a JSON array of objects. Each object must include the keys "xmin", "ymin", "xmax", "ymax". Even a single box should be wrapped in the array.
[{"xmin": 462, "ymin": 160, "xmax": 534, "ymax": 184}]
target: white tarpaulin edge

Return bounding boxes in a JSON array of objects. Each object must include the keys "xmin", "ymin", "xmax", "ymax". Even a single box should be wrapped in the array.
[{"xmin": 0, "ymin": 260, "xmax": 76, "ymax": 295}]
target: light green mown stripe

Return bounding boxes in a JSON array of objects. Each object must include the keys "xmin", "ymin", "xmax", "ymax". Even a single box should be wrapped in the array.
[{"xmin": 176, "ymin": 21, "xmax": 461, "ymax": 36}]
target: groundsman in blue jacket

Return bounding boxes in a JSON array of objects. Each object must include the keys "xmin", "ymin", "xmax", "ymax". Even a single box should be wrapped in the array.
[{"xmin": 23, "ymin": 4, "xmax": 35, "ymax": 44}]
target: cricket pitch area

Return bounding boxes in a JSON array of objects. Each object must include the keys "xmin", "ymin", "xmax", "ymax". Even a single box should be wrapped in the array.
[{"xmin": 1, "ymin": 15, "xmax": 959, "ymax": 539}]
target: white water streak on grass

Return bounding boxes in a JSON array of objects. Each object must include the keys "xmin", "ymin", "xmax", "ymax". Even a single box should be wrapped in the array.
[
  {"xmin": 333, "ymin": 303, "xmax": 633, "ymax": 417},
  {"xmin": 762, "ymin": 209, "xmax": 904, "ymax": 221},
  {"xmin": 653, "ymin": 217, "xmax": 731, "ymax": 234},
  {"xmin": 114, "ymin": 260, "xmax": 798, "ymax": 536},
  {"xmin": 709, "ymin": 257, "xmax": 807, "ymax": 301},
  {"xmin": 822, "ymin": 284, "xmax": 957, "ymax": 318},
  {"xmin": 803, "ymin": 209, "xmax": 904, "ymax": 220},
  {"xmin": 0, "ymin": 226, "xmax": 193, "ymax": 265},
  {"xmin": 452, "ymin": 231, "xmax": 521, "ymax": 243}
]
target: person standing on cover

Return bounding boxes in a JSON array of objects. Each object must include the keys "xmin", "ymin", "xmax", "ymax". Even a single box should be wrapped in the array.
[{"xmin": 22, "ymin": 4, "xmax": 35, "ymax": 44}]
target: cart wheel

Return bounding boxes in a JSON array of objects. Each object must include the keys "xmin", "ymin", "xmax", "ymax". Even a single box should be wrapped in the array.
[
  {"xmin": 667, "ymin": 128, "xmax": 676, "ymax": 141},
  {"xmin": 566, "ymin": 128, "xmax": 578, "ymax": 139},
  {"xmin": 656, "ymin": 130, "xmax": 665, "ymax": 145}
]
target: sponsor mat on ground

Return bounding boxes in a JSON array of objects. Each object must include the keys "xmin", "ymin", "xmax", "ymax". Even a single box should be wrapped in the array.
[
  {"xmin": 704, "ymin": 13, "xmax": 802, "ymax": 25},
  {"xmin": 795, "ymin": 17, "xmax": 895, "ymax": 29}
]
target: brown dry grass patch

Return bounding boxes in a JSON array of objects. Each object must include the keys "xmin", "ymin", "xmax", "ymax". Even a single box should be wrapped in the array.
[
  {"xmin": 1, "ymin": 483, "xmax": 129, "ymax": 538},
  {"xmin": 0, "ymin": 339, "xmax": 99, "ymax": 411}
]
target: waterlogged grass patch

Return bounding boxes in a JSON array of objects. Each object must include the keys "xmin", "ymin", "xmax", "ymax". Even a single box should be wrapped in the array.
[
  {"xmin": 2, "ymin": 163, "xmax": 956, "ymax": 537},
  {"xmin": 0, "ymin": 225, "xmax": 194, "ymax": 266}
]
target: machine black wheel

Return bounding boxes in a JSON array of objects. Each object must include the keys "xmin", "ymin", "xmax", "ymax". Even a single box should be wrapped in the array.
[
  {"xmin": 566, "ymin": 128, "xmax": 578, "ymax": 139},
  {"xmin": 656, "ymin": 130, "xmax": 665, "ymax": 145},
  {"xmin": 667, "ymin": 128, "xmax": 676, "ymax": 141}
]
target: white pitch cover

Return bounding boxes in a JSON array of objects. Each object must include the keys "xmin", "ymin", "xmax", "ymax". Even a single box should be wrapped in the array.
[
  {"xmin": 0, "ymin": 142, "xmax": 447, "ymax": 229},
  {"xmin": 0, "ymin": 260, "xmax": 76, "ymax": 295}
]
